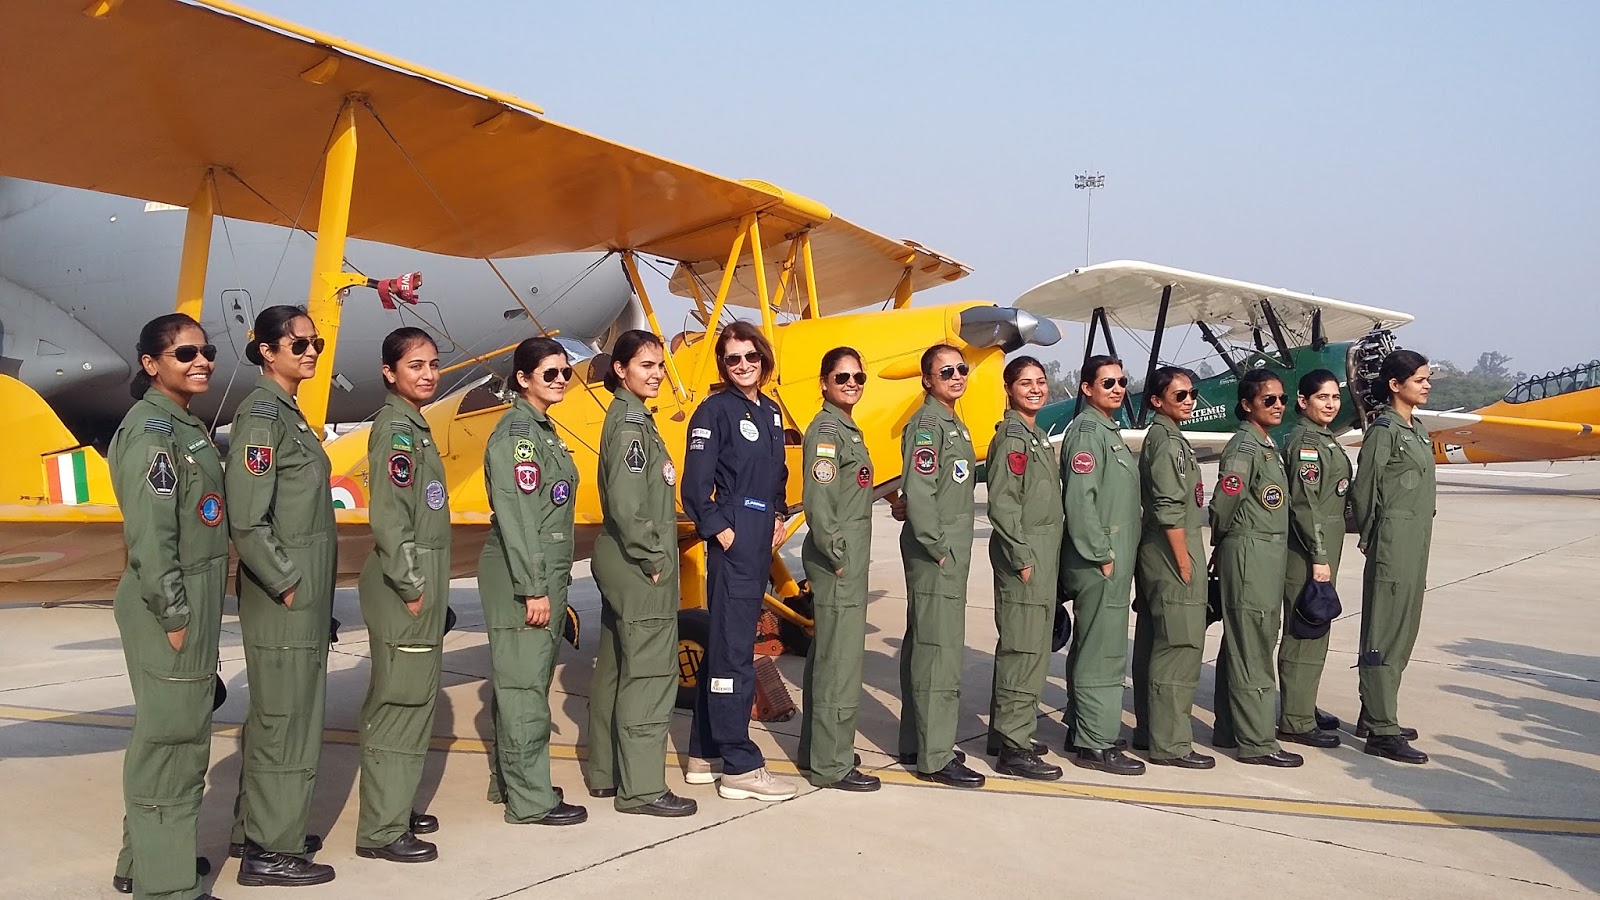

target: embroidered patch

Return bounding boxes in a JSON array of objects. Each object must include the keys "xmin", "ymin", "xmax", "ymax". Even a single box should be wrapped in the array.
[
  {"xmin": 515, "ymin": 461, "xmax": 540, "ymax": 494},
  {"xmin": 1300, "ymin": 462, "xmax": 1321, "ymax": 485},
  {"xmin": 187, "ymin": 437, "xmax": 210, "ymax": 453},
  {"xmin": 662, "ymin": 461, "xmax": 677, "ymax": 486},
  {"xmin": 509, "ymin": 421, "xmax": 531, "ymax": 437},
  {"xmin": 1220, "ymin": 473, "xmax": 1243, "ymax": 496},
  {"xmin": 513, "ymin": 438, "xmax": 536, "ymax": 462},
  {"xmin": 857, "ymin": 465, "xmax": 872, "ymax": 488},
  {"xmin": 1261, "ymin": 485, "xmax": 1285, "ymax": 510},
  {"xmin": 689, "ymin": 439, "xmax": 706, "ymax": 451},
  {"xmin": 249, "ymin": 400, "xmax": 278, "ymax": 419},
  {"xmin": 773, "ymin": 413, "xmax": 782, "ymax": 427},
  {"xmin": 388, "ymin": 452, "xmax": 413, "ymax": 487},
  {"xmin": 953, "ymin": 459, "xmax": 971, "ymax": 483},
  {"xmin": 1194, "ymin": 482, "xmax": 1205, "ymax": 507},
  {"xmin": 691, "ymin": 427, "xmax": 711, "ymax": 440},
  {"xmin": 1336, "ymin": 477, "xmax": 1350, "ymax": 496},
  {"xmin": 914, "ymin": 429, "xmax": 935, "ymax": 447},
  {"xmin": 710, "ymin": 677, "xmax": 734, "ymax": 694},
  {"xmin": 391, "ymin": 430, "xmax": 413, "ymax": 452},
  {"xmin": 146, "ymin": 451, "xmax": 177, "ymax": 496},
  {"xmin": 913, "ymin": 447, "xmax": 937, "ymax": 475},
  {"xmin": 551, "ymin": 480, "xmax": 571, "ymax": 506},
  {"xmin": 1007, "ymin": 451, "xmax": 1027, "ymax": 475},
  {"xmin": 244, "ymin": 444, "xmax": 273, "ymax": 476},
  {"xmin": 1071, "ymin": 451, "xmax": 1095, "ymax": 474},
  {"xmin": 624, "ymin": 439, "xmax": 645, "ymax": 473},
  {"xmin": 1299, "ymin": 447, "xmax": 1319, "ymax": 463},
  {"xmin": 143, "ymin": 418, "xmax": 173, "ymax": 435},
  {"xmin": 425, "ymin": 480, "xmax": 445, "ymax": 510},
  {"xmin": 197, "ymin": 492, "xmax": 223, "ymax": 527},
  {"xmin": 812, "ymin": 458, "xmax": 837, "ymax": 484},
  {"xmin": 739, "ymin": 419, "xmax": 760, "ymax": 442},
  {"xmin": 817, "ymin": 443, "xmax": 836, "ymax": 459}
]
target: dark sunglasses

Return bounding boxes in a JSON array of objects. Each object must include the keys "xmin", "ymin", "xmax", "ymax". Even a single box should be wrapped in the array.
[
  {"xmin": 1258, "ymin": 393, "xmax": 1288, "ymax": 408},
  {"xmin": 163, "ymin": 344, "xmax": 218, "ymax": 363},
  {"xmin": 723, "ymin": 350, "xmax": 764, "ymax": 366},
  {"xmin": 538, "ymin": 366, "xmax": 574, "ymax": 383},
  {"xmin": 1170, "ymin": 389, "xmax": 1195, "ymax": 402},
  {"xmin": 831, "ymin": 371, "xmax": 867, "ymax": 386},
  {"xmin": 937, "ymin": 363, "xmax": 970, "ymax": 381},
  {"xmin": 283, "ymin": 336, "xmax": 326, "ymax": 356},
  {"xmin": 1099, "ymin": 376, "xmax": 1129, "ymax": 390}
]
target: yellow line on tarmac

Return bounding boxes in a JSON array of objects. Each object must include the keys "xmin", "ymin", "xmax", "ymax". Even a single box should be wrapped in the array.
[{"xmin": 5, "ymin": 703, "xmax": 1598, "ymax": 838}]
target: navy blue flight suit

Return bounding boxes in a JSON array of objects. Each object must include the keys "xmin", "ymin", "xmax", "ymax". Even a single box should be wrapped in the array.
[{"xmin": 681, "ymin": 388, "xmax": 788, "ymax": 775}]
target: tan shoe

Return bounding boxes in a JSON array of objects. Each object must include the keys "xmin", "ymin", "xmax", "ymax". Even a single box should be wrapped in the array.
[
  {"xmin": 685, "ymin": 756, "xmax": 723, "ymax": 785},
  {"xmin": 717, "ymin": 766, "xmax": 798, "ymax": 802}
]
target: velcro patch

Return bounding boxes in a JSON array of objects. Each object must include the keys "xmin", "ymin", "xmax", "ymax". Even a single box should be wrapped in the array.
[
  {"xmin": 1336, "ymin": 477, "xmax": 1350, "ymax": 496},
  {"xmin": 509, "ymin": 421, "xmax": 531, "ymax": 437},
  {"xmin": 146, "ymin": 450, "xmax": 177, "ymax": 496},
  {"xmin": 1299, "ymin": 447, "xmax": 1319, "ymax": 463},
  {"xmin": 625, "ymin": 440, "xmax": 646, "ymax": 473},
  {"xmin": 1300, "ymin": 462, "xmax": 1321, "ymax": 485},
  {"xmin": 1220, "ymin": 473, "xmax": 1243, "ymax": 496},
  {"xmin": 249, "ymin": 400, "xmax": 278, "ymax": 419},
  {"xmin": 1194, "ymin": 482, "xmax": 1205, "ymax": 507},
  {"xmin": 1007, "ymin": 451, "xmax": 1027, "ymax": 475},
  {"xmin": 913, "ymin": 446, "xmax": 937, "ymax": 475},
  {"xmin": 624, "ymin": 410, "xmax": 648, "ymax": 425},
  {"xmin": 515, "ymin": 461, "xmax": 540, "ymax": 494},
  {"xmin": 143, "ymin": 418, "xmax": 173, "ymax": 435},
  {"xmin": 914, "ymin": 429, "xmax": 935, "ymax": 447},
  {"xmin": 197, "ymin": 492, "xmax": 223, "ymax": 526},
  {"xmin": 1071, "ymin": 451, "xmax": 1095, "ymax": 474},
  {"xmin": 388, "ymin": 452, "xmax": 413, "ymax": 487},
  {"xmin": 662, "ymin": 461, "xmax": 676, "ymax": 486},
  {"xmin": 812, "ymin": 458, "xmax": 837, "ymax": 484},
  {"xmin": 817, "ymin": 442, "xmax": 836, "ymax": 459},
  {"xmin": 1261, "ymin": 485, "xmax": 1285, "ymax": 509},
  {"xmin": 391, "ymin": 430, "xmax": 414, "ymax": 452},
  {"xmin": 244, "ymin": 444, "xmax": 273, "ymax": 476},
  {"xmin": 691, "ymin": 427, "xmax": 711, "ymax": 440},
  {"xmin": 857, "ymin": 466, "xmax": 872, "ymax": 488},
  {"xmin": 513, "ymin": 438, "xmax": 536, "ymax": 462}
]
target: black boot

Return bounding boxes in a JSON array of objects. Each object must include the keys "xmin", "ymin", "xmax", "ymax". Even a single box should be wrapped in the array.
[
  {"xmin": 528, "ymin": 801, "xmax": 588, "ymax": 826},
  {"xmin": 229, "ymin": 833, "xmax": 322, "ymax": 859},
  {"xmin": 798, "ymin": 752, "xmax": 862, "ymax": 773},
  {"xmin": 1071, "ymin": 747, "xmax": 1145, "ymax": 776},
  {"xmin": 355, "ymin": 832, "xmax": 438, "ymax": 863},
  {"xmin": 1315, "ymin": 708, "xmax": 1341, "ymax": 731},
  {"xmin": 995, "ymin": 748, "xmax": 1063, "ymax": 781},
  {"xmin": 914, "ymin": 759, "xmax": 986, "ymax": 788},
  {"xmin": 1277, "ymin": 728, "xmax": 1340, "ymax": 748},
  {"xmin": 1355, "ymin": 719, "xmax": 1418, "ymax": 740},
  {"xmin": 986, "ymin": 737, "xmax": 1048, "ymax": 757},
  {"xmin": 1147, "ymin": 751, "xmax": 1216, "ymax": 769},
  {"xmin": 237, "ymin": 845, "xmax": 336, "ymax": 887},
  {"xmin": 1364, "ymin": 734, "xmax": 1429, "ymax": 764},
  {"xmin": 818, "ymin": 769, "xmax": 882, "ymax": 792},
  {"xmin": 618, "ymin": 790, "xmax": 698, "ymax": 817},
  {"xmin": 409, "ymin": 811, "xmax": 439, "ymax": 835},
  {"xmin": 1238, "ymin": 750, "xmax": 1304, "ymax": 767},
  {"xmin": 899, "ymin": 749, "xmax": 966, "ymax": 767}
]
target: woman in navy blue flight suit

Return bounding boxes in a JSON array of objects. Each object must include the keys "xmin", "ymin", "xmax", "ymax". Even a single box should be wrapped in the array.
[{"xmin": 680, "ymin": 320, "xmax": 796, "ymax": 802}]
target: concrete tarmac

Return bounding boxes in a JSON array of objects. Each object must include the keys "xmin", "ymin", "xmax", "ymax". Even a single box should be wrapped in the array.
[{"xmin": 3, "ymin": 460, "xmax": 1598, "ymax": 898}]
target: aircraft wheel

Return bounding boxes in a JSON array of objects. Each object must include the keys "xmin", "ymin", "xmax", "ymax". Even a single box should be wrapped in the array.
[
  {"xmin": 675, "ymin": 607, "xmax": 711, "ymax": 710},
  {"xmin": 776, "ymin": 582, "xmax": 815, "ymax": 658}
]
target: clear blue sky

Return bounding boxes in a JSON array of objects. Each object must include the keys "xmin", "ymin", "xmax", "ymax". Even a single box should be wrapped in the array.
[{"xmin": 254, "ymin": 0, "xmax": 1598, "ymax": 377}]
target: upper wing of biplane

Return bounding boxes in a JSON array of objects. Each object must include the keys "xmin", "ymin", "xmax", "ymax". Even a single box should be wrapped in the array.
[
  {"xmin": 1014, "ymin": 260, "xmax": 1412, "ymax": 345},
  {"xmin": 0, "ymin": 0, "xmax": 965, "ymax": 308}
]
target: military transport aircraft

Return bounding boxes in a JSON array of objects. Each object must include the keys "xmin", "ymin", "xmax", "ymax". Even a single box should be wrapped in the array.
[
  {"xmin": 1015, "ymin": 260, "xmax": 1414, "ymax": 455},
  {"xmin": 1418, "ymin": 358, "xmax": 1600, "ymax": 464}
]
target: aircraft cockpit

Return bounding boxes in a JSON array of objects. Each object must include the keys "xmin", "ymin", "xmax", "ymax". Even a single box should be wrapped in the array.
[{"xmin": 1501, "ymin": 359, "xmax": 1600, "ymax": 404}]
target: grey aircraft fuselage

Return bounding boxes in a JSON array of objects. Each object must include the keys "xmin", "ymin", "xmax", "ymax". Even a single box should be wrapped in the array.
[{"xmin": 0, "ymin": 177, "xmax": 636, "ymax": 439}]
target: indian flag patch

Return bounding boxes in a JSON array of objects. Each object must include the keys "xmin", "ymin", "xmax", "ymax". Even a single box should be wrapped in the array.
[
  {"xmin": 1298, "ymin": 448, "xmax": 1319, "ymax": 462},
  {"xmin": 46, "ymin": 449, "xmax": 92, "ymax": 505}
]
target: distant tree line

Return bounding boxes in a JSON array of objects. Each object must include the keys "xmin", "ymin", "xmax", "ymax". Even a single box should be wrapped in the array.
[{"xmin": 1426, "ymin": 351, "xmax": 1524, "ymax": 411}]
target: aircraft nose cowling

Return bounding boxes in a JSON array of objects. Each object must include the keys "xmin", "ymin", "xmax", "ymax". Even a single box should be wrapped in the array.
[{"xmin": 957, "ymin": 306, "xmax": 1062, "ymax": 353}]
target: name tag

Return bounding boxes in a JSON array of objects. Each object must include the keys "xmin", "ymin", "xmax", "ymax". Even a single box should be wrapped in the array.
[{"xmin": 742, "ymin": 497, "xmax": 768, "ymax": 511}]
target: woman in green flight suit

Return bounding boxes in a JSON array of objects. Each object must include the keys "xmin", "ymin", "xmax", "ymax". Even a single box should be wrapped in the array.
[
  {"xmin": 896, "ymin": 344, "xmax": 984, "ymax": 789},
  {"xmin": 797, "ymin": 346, "xmax": 880, "ymax": 792},
  {"xmin": 479, "ymin": 337, "xmax": 588, "ymax": 824},
  {"xmin": 355, "ymin": 327, "xmax": 451, "ymax": 863},
  {"xmin": 983, "ymin": 356, "xmax": 1064, "ymax": 781},
  {"xmin": 1210, "ymin": 369, "xmax": 1302, "ymax": 767},
  {"xmin": 109, "ymin": 313, "xmax": 227, "ymax": 900},
  {"xmin": 226, "ymin": 306, "xmax": 337, "ymax": 888},
  {"xmin": 1130, "ymin": 366, "xmax": 1215, "ymax": 769},
  {"xmin": 1059, "ymin": 355, "xmax": 1143, "ymax": 775},
  {"xmin": 1350, "ymin": 349, "xmax": 1435, "ymax": 765},
  {"xmin": 584, "ymin": 330, "xmax": 696, "ymax": 817},
  {"xmin": 1275, "ymin": 369, "xmax": 1351, "ymax": 751}
]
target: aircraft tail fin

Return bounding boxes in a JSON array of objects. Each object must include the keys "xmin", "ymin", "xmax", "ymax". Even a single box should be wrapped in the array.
[{"xmin": 0, "ymin": 375, "xmax": 113, "ymax": 506}]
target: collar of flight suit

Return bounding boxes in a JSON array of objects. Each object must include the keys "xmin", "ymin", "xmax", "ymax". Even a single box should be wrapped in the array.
[
  {"xmin": 1002, "ymin": 408, "xmax": 1045, "ymax": 442},
  {"xmin": 512, "ymin": 394, "xmax": 551, "ymax": 427},
  {"xmin": 821, "ymin": 399, "xmax": 860, "ymax": 432},
  {"xmin": 919, "ymin": 392, "xmax": 958, "ymax": 425},
  {"xmin": 1241, "ymin": 419, "xmax": 1277, "ymax": 449},
  {"xmin": 1080, "ymin": 404, "xmax": 1119, "ymax": 433},
  {"xmin": 142, "ymin": 388, "xmax": 205, "ymax": 430},
  {"xmin": 383, "ymin": 391, "xmax": 432, "ymax": 431},
  {"xmin": 253, "ymin": 374, "xmax": 304, "ymax": 414},
  {"xmin": 613, "ymin": 386, "xmax": 652, "ymax": 417},
  {"xmin": 1148, "ymin": 412, "xmax": 1185, "ymax": 441}
]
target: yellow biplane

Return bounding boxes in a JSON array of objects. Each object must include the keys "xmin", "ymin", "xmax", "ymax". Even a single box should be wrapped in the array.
[
  {"xmin": 0, "ymin": 0, "xmax": 1059, "ymax": 698},
  {"xmin": 1418, "ymin": 359, "xmax": 1600, "ymax": 464}
]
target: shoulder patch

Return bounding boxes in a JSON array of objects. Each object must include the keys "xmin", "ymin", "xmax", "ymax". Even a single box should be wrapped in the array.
[
  {"xmin": 248, "ymin": 400, "xmax": 278, "ymax": 419},
  {"xmin": 1070, "ymin": 450, "xmax": 1095, "ymax": 474},
  {"xmin": 811, "ymin": 458, "xmax": 837, "ymax": 484},
  {"xmin": 388, "ymin": 452, "xmax": 413, "ymax": 487},
  {"xmin": 816, "ymin": 420, "xmax": 840, "ymax": 437},
  {"xmin": 145, "ymin": 450, "xmax": 177, "ymax": 496},
  {"xmin": 513, "ymin": 438, "xmax": 536, "ymax": 462},
  {"xmin": 1006, "ymin": 420, "xmax": 1029, "ymax": 439},
  {"xmin": 391, "ymin": 430, "xmax": 414, "ymax": 452},
  {"xmin": 1372, "ymin": 416, "xmax": 1393, "ymax": 428},
  {"xmin": 624, "ymin": 439, "xmax": 646, "ymax": 473},
  {"xmin": 624, "ymin": 410, "xmax": 648, "ymax": 425},
  {"xmin": 1239, "ymin": 440, "xmax": 1258, "ymax": 454},
  {"xmin": 143, "ymin": 418, "xmax": 173, "ymax": 435},
  {"xmin": 244, "ymin": 444, "xmax": 273, "ymax": 476},
  {"xmin": 509, "ymin": 421, "xmax": 532, "ymax": 438},
  {"xmin": 390, "ymin": 420, "xmax": 413, "ymax": 432},
  {"xmin": 916, "ymin": 413, "xmax": 938, "ymax": 429}
]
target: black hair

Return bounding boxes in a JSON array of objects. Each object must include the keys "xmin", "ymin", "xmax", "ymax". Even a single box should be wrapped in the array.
[
  {"xmin": 1234, "ymin": 368, "xmax": 1284, "ymax": 420},
  {"xmin": 1297, "ymin": 368, "xmax": 1341, "ymax": 399},
  {"xmin": 380, "ymin": 327, "xmax": 437, "ymax": 391},
  {"xmin": 919, "ymin": 343, "xmax": 963, "ymax": 392},
  {"xmin": 1003, "ymin": 355, "xmax": 1046, "ymax": 388},
  {"xmin": 1377, "ymin": 350, "xmax": 1430, "ymax": 403},
  {"xmin": 604, "ymin": 329, "xmax": 664, "ymax": 393},
  {"xmin": 819, "ymin": 346, "xmax": 862, "ymax": 382},
  {"xmin": 714, "ymin": 320, "xmax": 775, "ymax": 387},
  {"xmin": 510, "ymin": 337, "xmax": 568, "ymax": 395},
  {"xmin": 244, "ymin": 305, "xmax": 310, "ymax": 367},
  {"xmin": 1080, "ymin": 355, "xmax": 1123, "ymax": 387},
  {"xmin": 1148, "ymin": 365, "xmax": 1196, "ymax": 401},
  {"xmin": 131, "ymin": 313, "xmax": 204, "ymax": 399}
]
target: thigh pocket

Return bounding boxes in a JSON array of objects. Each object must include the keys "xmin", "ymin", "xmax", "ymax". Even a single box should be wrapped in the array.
[
  {"xmin": 489, "ymin": 626, "xmax": 545, "ymax": 691},
  {"xmin": 1155, "ymin": 599, "xmax": 1207, "ymax": 652},
  {"xmin": 620, "ymin": 615, "xmax": 677, "ymax": 680},
  {"xmin": 136, "ymin": 668, "xmax": 214, "ymax": 745},
  {"xmin": 248, "ymin": 644, "xmax": 322, "ymax": 716},
  {"xmin": 377, "ymin": 642, "xmax": 441, "ymax": 707}
]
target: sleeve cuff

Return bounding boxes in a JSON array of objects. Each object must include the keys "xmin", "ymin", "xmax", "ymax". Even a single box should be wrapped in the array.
[
  {"xmin": 397, "ymin": 583, "xmax": 424, "ymax": 603},
  {"xmin": 159, "ymin": 613, "xmax": 190, "ymax": 633}
]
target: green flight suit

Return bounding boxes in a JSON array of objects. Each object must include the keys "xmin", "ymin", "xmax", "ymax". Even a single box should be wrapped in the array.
[
  {"xmin": 225, "ymin": 377, "xmax": 336, "ymax": 854},
  {"xmin": 984, "ymin": 410, "xmax": 1063, "ymax": 752},
  {"xmin": 478, "ymin": 396, "xmax": 578, "ymax": 822},
  {"xmin": 1278, "ymin": 420, "xmax": 1353, "ymax": 735},
  {"xmin": 1350, "ymin": 407, "xmax": 1436, "ymax": 736},
  {"xmin": 585, "ymin": 387, "xmax": 680, "ymax": 809},
  {"xmin": 1210, "ymin": 424, "xmax": 1289, "ymax": 757},
  {"xmin": 897, "ymin": 395, "xmax": 976, "ymax": 773},
  {"xmin": 797, "ymin": 401, "xmax": 875, "ymax": 785},
  {"xmin": 1059, "ymin": 407, "xmax": 1140, "ymax": 751},
  {"xmin": 356, "ymin": 394, "xmax": 452, "ymax": 848},
  {"xmin": 1130, "ymin": 414, "xmax": 1208, "ymax": 760},
  {"xmin": 109, "ymin": 391, "xmax": 228, "ymax": 900}
]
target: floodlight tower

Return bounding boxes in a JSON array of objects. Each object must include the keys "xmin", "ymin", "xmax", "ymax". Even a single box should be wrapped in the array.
[{"xmin": 1074, "ymin": 171, "xmax": 1105, "ymax": 266}]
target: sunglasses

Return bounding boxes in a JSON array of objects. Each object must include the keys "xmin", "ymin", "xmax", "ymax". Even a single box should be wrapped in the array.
[
  {"xmin": 831, "ymin": 371, "xmax": 867, "ymax": 386},
  {"xmin": 162, "ymin": 344, "xmax": 218, "ymax": 363},
  {"xmin": 937, "ymin": 363, "xmax": 970, "ymax": 381},
  {"xmin": 1099, "ymin": 376, "xmax": 1129, "ymax": 390},
  {"xmin": 723, "ymin": 351, "xmax": 764, "ymax": 367},
  {"xmin": 283, "ymin": 336, "xmax": 326, "ymax": 356},
  {"xmin": 538, "ymin": 366, "xmax": 573, "ymax": 383},
  {"xmin": 1170, "ymin": 389, "xmax": 1195, "ymax": 402},
  {"xmin": 1257, "ymin": 393, "xmax": 1288, "ymax": 408}
]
